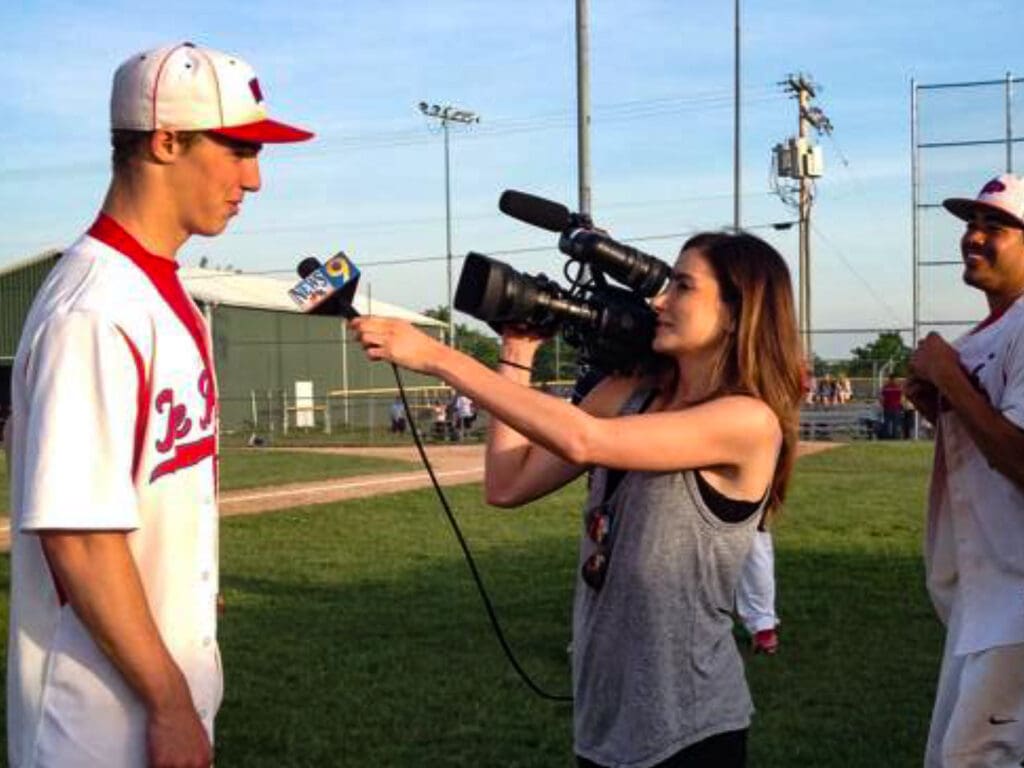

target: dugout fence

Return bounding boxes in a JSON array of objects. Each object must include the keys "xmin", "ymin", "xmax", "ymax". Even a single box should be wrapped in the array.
[{"xmin": 911, "ymin": 73, "xmax": 1023, "ymax": 346}]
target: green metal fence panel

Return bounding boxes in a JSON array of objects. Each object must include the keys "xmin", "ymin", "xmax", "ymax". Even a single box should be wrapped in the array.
[
  {"xmin": 0, "ymin": 251, "xmax": 60, "ymax": 359},
  {"xmin": 210, "ymin": 305, "xmax": 443, "ymax": 433}
]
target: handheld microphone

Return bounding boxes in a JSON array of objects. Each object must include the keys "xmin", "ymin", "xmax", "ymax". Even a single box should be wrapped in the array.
[{"xmin": 288, "ymin": 252, "xmax": 361, "ymax": 319}]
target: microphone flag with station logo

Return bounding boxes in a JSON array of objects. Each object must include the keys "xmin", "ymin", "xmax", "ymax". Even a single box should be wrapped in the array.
[{"xmin": 288, "ymin": 252, "xmax": 361, "ymax": 318}]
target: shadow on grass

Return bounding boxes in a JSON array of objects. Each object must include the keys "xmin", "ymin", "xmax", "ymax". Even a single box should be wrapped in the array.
[
  {"xmin": 747, "ymin": 548, "xmax": 941, "ymax": 768},
  {"xmin": 214, "ymin": 534, "xmax": 941, "ymax": 766},
  {"xmin": 0, "ymin": 445, "xmax": 944, "ymax": 767},
  {"xmin": 0, "ymin": 546, "xmax": 941, "ymax": 767},
  {"xmin": 215, "ymin": 535, "xmax": 577, "ymax": 768}
]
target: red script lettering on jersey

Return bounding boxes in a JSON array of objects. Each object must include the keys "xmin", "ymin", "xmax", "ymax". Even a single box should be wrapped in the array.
[{"xmin": 150, "ymin": 370, "xmax": 217, "ymax": 483}]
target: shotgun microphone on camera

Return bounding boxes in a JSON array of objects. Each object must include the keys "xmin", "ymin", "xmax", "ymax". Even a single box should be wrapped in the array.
[
  {"xmin": 497, "ymin": 190, "xmax": 669, "ymax": 298},
  {"xmin": 498, "ymin": 190, "xmax": 573, "ymax": 232}
]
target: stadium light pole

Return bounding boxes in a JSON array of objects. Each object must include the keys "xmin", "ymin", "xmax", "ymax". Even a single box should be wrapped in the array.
[{"xmin": 418, "ymin": 102, "xmax": 480, "ymax": 347}]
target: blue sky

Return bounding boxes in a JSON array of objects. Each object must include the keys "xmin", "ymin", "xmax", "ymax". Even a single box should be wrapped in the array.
[{"xmin": 1, "ymin": 0, "xmax": 1021, "ymax": 357}]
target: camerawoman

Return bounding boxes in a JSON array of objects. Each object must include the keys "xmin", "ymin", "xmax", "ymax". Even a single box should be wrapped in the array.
[{"xmin": 352, "ymin": 230, "xmax": 802, "ymax": 768}]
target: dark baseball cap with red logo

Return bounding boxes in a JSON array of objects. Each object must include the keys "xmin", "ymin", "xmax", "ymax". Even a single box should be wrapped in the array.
[
  {"xmin": 111, "ymin": 42, "xmax": 313, "ymax": 143},
  {"xmin": 943, "ymin": 173, "xmax": 1024, "ymax": 229}
]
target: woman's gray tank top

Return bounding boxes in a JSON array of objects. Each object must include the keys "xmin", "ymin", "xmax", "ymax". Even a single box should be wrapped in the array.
[{"xmin": 572, "ymin": 387, "xmax": 762, "ymax": 768}]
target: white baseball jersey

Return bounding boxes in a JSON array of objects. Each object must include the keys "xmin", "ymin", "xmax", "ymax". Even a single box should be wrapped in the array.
[
  {"xmin": 7, "ymin": 214, "xmax": 221, "ymax": 767},
  {"xmin": 925, "ymin": 295, "xmax": 1024, "ymax": 656}
]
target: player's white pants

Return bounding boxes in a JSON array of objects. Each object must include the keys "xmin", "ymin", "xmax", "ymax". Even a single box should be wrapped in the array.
[
  {"xmin": 736, "ymin": 529, "xmax": 778, "ymax": 634},
  {"xmin": 925, "ymin": 641, "xmax": 1024, "ymax": 768}
]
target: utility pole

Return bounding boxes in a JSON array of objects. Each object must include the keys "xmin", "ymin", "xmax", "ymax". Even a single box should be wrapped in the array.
[
  {"xmin": 576, "ymin": 0, "xmax": 592, "ymax": 217},
  {"xmin": 733, "ymin": 0, "xmax": 741, "ymax": 229},
  {"xmin": 772, "ymin": 74, "xmax": 831, "ymax": 363},
  {"xmin": 418, "ymin": 102, "xmax": 480, "ymax": 347},
  {"xmin": 563, "ymin": 0, "xmax": 593, "ymax": 380},
  {"xmin": 796, "ymin": 77, "xmax": 812, "ymax": 363}
]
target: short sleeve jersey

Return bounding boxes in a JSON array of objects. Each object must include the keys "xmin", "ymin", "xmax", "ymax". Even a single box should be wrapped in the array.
[
  {"xmin": 6, "ymin": 215, "xmax": 221, "ymax": 767},
  {"xmin": 925, "ymin": 296, "xmax": 1024, "ymax": 655}
]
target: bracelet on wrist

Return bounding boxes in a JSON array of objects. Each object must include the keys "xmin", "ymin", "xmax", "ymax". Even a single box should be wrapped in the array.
[{"xmin": 498, "ymin": 358, "xmax": 533, "ymax": 373}]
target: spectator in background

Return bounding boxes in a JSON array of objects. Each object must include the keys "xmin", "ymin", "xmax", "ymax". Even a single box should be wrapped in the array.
[
  {"xmin": 454, "ymin": 392, "xmax": 475, "ymax": 436},
  {"xmin": 432, "ymin": 399, "xmax": 448, "ymax": 440},
  {"xmin": 837, "ymin": 373, "xmax": 853, "ymax": 404},
  {"xmin": 880, "ymin": 373, "xmax": 903, "ymax": 439},
  {"xmin": 445, "ymin": 393, "xmax": 459, "ymax": 440},
  {"xmin": 799, "ymin": 365, "xmax": 813, "ymax": 406},
  {"xmin": 805, "ymin": 372, "xmax": 818, "ymax": 405},
  {"xmin": 389, "ymin": 396, "xmax": 407, "ymax": 434},
  {"xmin": 902, "ymin": 391, "xmax": 916, "ymax": 440},
  {"xmin": 817, "ymin": 374, "xmax": 836, "ymax": 406}
]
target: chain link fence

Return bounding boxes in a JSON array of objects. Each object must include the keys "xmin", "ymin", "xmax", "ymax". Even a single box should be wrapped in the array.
[{"xmin": 219, "ymin": 385, "xmax": 497, "ymax": 447}]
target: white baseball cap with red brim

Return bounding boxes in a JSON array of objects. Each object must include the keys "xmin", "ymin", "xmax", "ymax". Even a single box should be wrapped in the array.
[
  {"xmin": 943, "ymin": 173, "xmax": 1024, "ymax": 229},
  {"xmin": 111, "ymin": 42, "xmax": 313, "ymax": 143}
]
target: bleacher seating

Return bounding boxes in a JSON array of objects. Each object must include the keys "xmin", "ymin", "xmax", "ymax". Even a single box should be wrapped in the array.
[{"xmin": 799, "ymin": 406, "xmax": 880, "ymax": 441}]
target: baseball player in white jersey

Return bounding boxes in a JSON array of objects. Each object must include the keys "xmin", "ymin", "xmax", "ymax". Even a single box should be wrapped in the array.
[
  {"xmin": 5, "ymin": 43, "xmax": 312, "ymax": 767},
  {"xmin": 736, "ymin": 528, "xmax": 779, "ymax": 654},
  {"xmin": 906, "ymin": 173, "xmax": 1024, "ymax": 767}
]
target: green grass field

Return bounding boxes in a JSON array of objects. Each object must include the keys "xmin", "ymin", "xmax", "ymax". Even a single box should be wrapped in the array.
[
  {"xmin": 0, "ymin": 443, "xmax": 942, "ymax": 766},
  {"xmin": 216, "ymin": 448, "xmax": 412, "ymax": 492}
]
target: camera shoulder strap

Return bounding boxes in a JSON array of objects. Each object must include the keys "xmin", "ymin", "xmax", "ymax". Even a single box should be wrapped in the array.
[{"xmin": 602, "ymin": 387, "xmax": 659, "ymax": 503}]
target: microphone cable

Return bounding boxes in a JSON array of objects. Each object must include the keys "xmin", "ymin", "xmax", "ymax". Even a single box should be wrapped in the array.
[{"xmin": 389, "ymin": 363, "xmax": 572, "ymax": 703}]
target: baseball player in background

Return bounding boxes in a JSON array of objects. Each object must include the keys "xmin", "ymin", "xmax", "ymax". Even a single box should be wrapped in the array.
[
  {"xmin": 735, "ymin": 528, "xmax": 780, "ymax": 655},
  {"xmin": 906, "ymin": 173, "xmax": 1024, "ymax": 767},
  {"xmin": 5, "ymin": 43, "xmax": 311, "ymax": 767}
]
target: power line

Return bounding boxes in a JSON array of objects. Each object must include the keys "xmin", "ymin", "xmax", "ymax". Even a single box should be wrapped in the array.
[
  {"xmin": 0, "ymin": 188, "xmax": 781, "ymax": 255},
  {"xmin": 176, "ymin": 219, "xmax": 800, "ymax": 279},
  {"xmin": 224, "ymin": 188, "xmax": 778, "ymax": 238},
  {"xmin": 0, "ymin": 87, "xmax": 785, "ymax": 180},
  {"xmin": 810, "ymin": 222, "xmax": 904, "ymax": 325}
]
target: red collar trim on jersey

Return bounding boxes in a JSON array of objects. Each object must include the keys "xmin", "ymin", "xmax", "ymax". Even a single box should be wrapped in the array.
[
  {"xmin": 87, "ymin": 214, "xmax": 213, "ymax": 372},
  {"xmin": 971, "ymin": 305, "xmax": 1011, "ymax": 335},
  {"xmin": 88, "ymin": 213, "xmax": 178, "ymax": 275}
]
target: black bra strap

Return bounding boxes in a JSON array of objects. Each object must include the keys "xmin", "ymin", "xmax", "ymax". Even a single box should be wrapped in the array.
[{"xmin": 694, "ymin": 470, "xmax": 767, "ymax": 524}]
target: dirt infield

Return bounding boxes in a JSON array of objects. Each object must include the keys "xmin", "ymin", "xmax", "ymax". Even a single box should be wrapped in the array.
[
  {"xmin": 219, "ymin": 444, "xmax": 486, "ymax": 516},
  {"xmin": 0, "ymin": 441, "xmax": 840, "ymax": 551},
  {"xmin": 218, "ymin": 440, "xmax": 840, "ymax": 516}
]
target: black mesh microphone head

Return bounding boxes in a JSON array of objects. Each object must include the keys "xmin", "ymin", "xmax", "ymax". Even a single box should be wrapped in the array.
[
  {"xmin": 297, "ymin": 257, "xmax": 322, "ymax": 278},
  {"xmin": 498, "ymin": 190, "xmax": 571, "ymax": 232}
]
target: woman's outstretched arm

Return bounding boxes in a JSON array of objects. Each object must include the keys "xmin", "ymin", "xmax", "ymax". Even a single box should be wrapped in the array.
[
  {"xmin": 483, "ymin": 334, "xmax": 643, "ymax": 506},
  {"xmin": 351, "ymin": 317, "xmax": 780, "ymax": 495}
]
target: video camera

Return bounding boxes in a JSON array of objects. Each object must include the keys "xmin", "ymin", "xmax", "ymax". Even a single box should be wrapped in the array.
[{"xmin": 454, "ymin": 190, "xmax": 671, "ymax": 374}]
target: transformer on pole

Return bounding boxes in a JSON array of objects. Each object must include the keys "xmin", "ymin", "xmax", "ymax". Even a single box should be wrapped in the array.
[{"xmin": 771, "ymin": 73, "xmax": 832, "ymax": 364}]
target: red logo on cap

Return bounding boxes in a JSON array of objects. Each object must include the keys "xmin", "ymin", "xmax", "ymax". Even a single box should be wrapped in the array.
[
  {"xmin": 980, "ymin": 179, "xmax": 1006, "ymax": 195},
  {"xmin": 249, "ymin": 78, "xmax": 264, "ymax": 104}
]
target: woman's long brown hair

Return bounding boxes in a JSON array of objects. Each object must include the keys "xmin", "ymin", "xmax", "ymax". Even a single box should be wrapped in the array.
[{"xmin": 678, "ymin": 232, "xmax": 804, "ymax": 516}]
